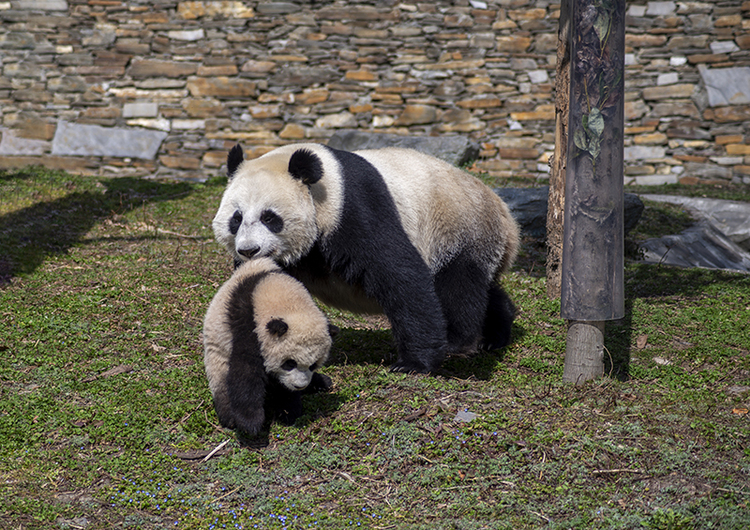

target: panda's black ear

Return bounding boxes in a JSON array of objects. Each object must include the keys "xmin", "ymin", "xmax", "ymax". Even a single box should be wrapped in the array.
[
  {"xmin": 288, "ymin": 148, "xmax": 324, "ymax": 186},
  {"xmin": 266, "ymin": 318, "xmax": 288, "ymax": 337},
  {"xmin": 227, "ymin": 144, "xmax": 244, "ymax": 179}
]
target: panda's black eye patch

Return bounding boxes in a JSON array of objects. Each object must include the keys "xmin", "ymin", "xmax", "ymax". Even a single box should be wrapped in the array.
[
  {"xmin": 260, "ymin": 209, "xmax": 283, "ymax": 233},
  {"xmin": 281, "ymin": 359, "xmax": 297, "ymax": 371},
  {"xmin": 310, "ymin": 363, "xmax": 318, "ymax": 372},
  {"xmin": 229, "ymin": 210, "xmax": 243, "ymax": 235}
]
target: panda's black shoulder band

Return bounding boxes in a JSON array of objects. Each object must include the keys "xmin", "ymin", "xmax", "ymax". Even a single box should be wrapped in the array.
[
  {"xmin": 227, "ymin": 144, "xmax": 244, "ymax": 179},
  {"xmin": 288, "ymin": 148, "xmax": 324, "ymax": 185}
]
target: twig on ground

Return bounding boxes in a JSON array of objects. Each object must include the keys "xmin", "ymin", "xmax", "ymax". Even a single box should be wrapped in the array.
[
  {"xmin": 202, "ymin": 439, "xmax": 230, "ymax": 462},
  {"xmin": 592, "ymin": 468, "xmax": 646, "ymax": 475},
  {"xmin": 213, "ymin": 486, "xmax": 241, "ymax": 503}
]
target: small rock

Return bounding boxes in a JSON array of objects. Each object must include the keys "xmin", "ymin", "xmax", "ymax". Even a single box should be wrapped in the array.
[
  {"xmin": 327, "ymin": 130, "xmax": 480, "ymax": 167},
  {"xmin": 454, "ymin": 410, "xmax": 478, "ymax": 423}
]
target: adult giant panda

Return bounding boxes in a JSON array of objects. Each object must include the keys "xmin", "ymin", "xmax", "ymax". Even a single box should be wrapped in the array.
[
  {"xmin": 203, "ymin": 257, "xmax": 336, "ymax": 436},
  {"xmin": 213, "ymin": 143, "xmax": 520, "ymax": 374}
]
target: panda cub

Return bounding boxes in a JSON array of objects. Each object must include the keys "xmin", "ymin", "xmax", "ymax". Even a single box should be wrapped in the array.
[
  {"xmin": 213, "ymin": 143, "xmax": 520, "ymax": 374},
  {"xmin": 203, "ymin": 257, "xmax": 335, "ymax": 436}
]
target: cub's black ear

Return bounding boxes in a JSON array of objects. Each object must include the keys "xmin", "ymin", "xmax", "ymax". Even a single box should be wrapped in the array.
[
  {"xmin": 328, "ymin": 324, "xmax": 340, "ymax": 338},
  {"xmin": 266, "ymin": 318, "xmax": 289, "ymax": 337},
  {"xmin": 288, "ymin": 148, "xmax": 324, "ymax": 185},
  {"xmin": 227, "ymin": 144, "xmax": 244, "ymax": 179}
]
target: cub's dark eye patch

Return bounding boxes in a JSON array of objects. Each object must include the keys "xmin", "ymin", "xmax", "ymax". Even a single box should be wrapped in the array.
[
  {"xmin": 260, "ymin": 209, "xmax": 283, "ymax": 233},
  {"xmin": 229, "ymin": 210, "xmax": 243, "ymax": 234},
  {"xmin": 281, "ymin": 359, "xmax": 297, "ymax": 371}
]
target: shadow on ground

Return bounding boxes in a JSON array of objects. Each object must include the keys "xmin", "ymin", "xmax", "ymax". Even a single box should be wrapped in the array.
[
  {"xmin": 0, "ymin": 169, "xmax": 199, "ymax": 283},
  {"xmin": 605, "ymin": 263, "xmax": 750, "ymax": 380}
]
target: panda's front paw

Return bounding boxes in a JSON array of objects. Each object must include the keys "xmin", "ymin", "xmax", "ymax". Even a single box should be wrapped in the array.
[
  {"xmin": 390, "ymin": 360, "xmax": 432, "ymax": 374},
  {"xmin": 276, "ymin": 394, "xmax": 304, "ymax": 425},
  {"xmin": 307, "ymin": 372, "xmax": 333, "ymax": 393},
  {"xmin": 233, "ymin": 408, "xmax": 266, "ymax": 437}
]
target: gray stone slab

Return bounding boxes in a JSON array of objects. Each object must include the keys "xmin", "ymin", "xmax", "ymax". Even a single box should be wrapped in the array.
[
  {"xmin": 642, "ymin": 194, "xmax": 750, "ymax": 251},
  {"xmin": 123, "ymin": 102, "xmax": 159, "ymax": 118},
  {"xmin": 0, "ymin": 128, "xmax": 50, "ymax": 155},
  {"xmin": 51, "ymin": 121, "xmax": 167, "ymax": 159},
  {"xmin": 624, "ymin": 145, "xmax": 666, "ymax": 160},
  {"xmin": 326, "ymin": 130, "xmax": 480, "ymax": 167},
  {"xmin": 256, "ymin": 2, "xmax": 301, "ymax": 14},
  {"xmin": 646, "ymin": 2, "xmax": 676, "ymax": 16},
  {"xmin": 698, "ymin": 66, "xmax": 750, "ymax": 107},
  {"xmin": 168, "ymin": 29, "xmax": 205, "ymax": 42},
  {"xmin": 495, "ymin": 187, "xmax": 550, "ymax": 238},
  {"xmin": 453, "ymin": 410, "xmax": 478, "ymax": 423},
  {"xmin": 710, "ymin": 41, "xmax": 740, "ymax": 55},
  {"xmin": 17, "ymin": 0, "xmax": 68, "ymax": 9}
]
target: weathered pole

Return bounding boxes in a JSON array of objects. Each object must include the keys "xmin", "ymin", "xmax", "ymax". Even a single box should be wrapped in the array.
[
  {"xmin": 546, "ymin": 0, "xmax": 571, "ymax": 299},
  {"xmin": 561, "ymin": 0, "xmax": 626, "ymax": 384}
]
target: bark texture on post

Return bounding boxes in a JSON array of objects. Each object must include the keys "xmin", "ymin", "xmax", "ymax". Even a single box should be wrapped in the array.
[
  {"xmin": 563, "ymin": 321, "xmax": 605, "ymax": 384},
  {"xmin": 546, "ymin": 0, "xmax": 570, "ymax": 300}
]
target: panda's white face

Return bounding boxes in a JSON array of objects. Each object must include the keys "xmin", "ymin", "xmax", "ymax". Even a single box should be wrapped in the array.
[
  {"xmin": 259, "ymin": 316, "xmax": 332, "ymax": 392},
  {"xmin": 212, "ymin": 160, "xmax": 319, "ymax": 267},
  {"xmin": 270, "ymin": 358, "xmax": 322, "ymax": 391}
]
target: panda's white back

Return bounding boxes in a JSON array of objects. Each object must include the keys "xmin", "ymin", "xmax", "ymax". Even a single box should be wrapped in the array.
[{"xmin": 355, "ymin": 147, "xmax": 518, "ymax": 277}]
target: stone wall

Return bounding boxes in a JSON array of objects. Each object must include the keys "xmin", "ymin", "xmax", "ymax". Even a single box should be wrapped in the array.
[{"xmin": 0, "ymin": 0, "xmax": 749, "ymax": 185}]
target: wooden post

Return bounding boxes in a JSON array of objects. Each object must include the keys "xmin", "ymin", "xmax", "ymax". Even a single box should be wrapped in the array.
[
  {"xmin": 560, "ymin": 0, "xmax": 626, "ymax": 384},
  {"xmin": 563, "ymin": 321, "xmax": 605, "ymax": 383}
]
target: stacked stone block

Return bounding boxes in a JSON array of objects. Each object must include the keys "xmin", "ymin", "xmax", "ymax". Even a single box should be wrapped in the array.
[{"xmin": 0, "ymin": 0, "xmax": 748, "ymax": 185}]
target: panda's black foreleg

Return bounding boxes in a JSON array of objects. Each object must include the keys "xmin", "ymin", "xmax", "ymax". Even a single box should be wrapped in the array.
[
  {"xmin": 225, "ymin": 350, "xmax": 269, "ymax": 436},
  {"xmin": 348, "ymin": 254, "xmax": 447, "ymax": 373},
  {"xmin": 266, "ymin": 381, "xmax": 304, "ymax": 425},
  {"xmin": 369, "ymin": 272, "xmax": 448, "ymax": 374},
  {"xmin": 319, "ymin": 220, "xmax": 448, "ymax": 373},
  {"xmin": 304, "ymin": 372, "xmax": 333, "ymax": 394},
  {"xmin": 481, "ymin": 284, "xmax": 516, "ymax": 350},
  {"xmin": 433, "ymin": 252, "xmax": 491, "ymax": 354}
]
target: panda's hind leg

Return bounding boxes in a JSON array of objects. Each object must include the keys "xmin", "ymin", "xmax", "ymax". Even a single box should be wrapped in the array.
[
  {"xmin": 433, "ymin": 253, "xmax": 491, "ymax": 355},
  {"xmin": 481, "ymin": 284, "xmax": 516, "ymax": 351}
]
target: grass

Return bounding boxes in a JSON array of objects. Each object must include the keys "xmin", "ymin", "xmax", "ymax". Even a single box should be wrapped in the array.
[{"xmin": 1, "ymin": 166, "xmax": 749, "ymax": 529}]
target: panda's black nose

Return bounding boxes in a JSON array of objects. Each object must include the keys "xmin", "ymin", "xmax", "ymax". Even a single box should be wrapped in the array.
[{"xmin": 238, "ymin": 247, "xmax": 260, "ymax": 259}]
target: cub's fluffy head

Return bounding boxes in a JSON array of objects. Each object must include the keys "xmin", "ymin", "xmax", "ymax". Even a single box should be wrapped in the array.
[
  {"xmin": 212, "ymin": 144, "xmax": 343, "ymax": 267},
  {"xmin": 257, "ymin": 314, "xmax": 333, "ymax": 391},
  {"xmin": 203, "ymin": 258, "xmax": 334, "ymax": 402},
  {"xmin": 252, "ymin": 264, "xmax": 334, "ymax": 390}
]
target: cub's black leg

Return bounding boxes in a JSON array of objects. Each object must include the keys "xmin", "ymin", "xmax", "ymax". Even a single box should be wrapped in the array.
[
  {"xmin": 304, "ymin": 372, "xmax": 333, "ymax": 393},
  {"xmin": 225, "ymin": 347, "xmax": 268, "ymax": 436},
  {"xmin": 266, "ymin": 381, "xmax": 304, "ymax": 425}
]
